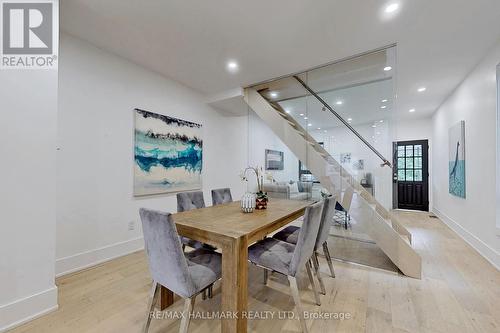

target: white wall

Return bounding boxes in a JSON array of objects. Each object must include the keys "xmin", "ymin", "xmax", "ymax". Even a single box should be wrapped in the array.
[
  {"xmin": 56, "ymin": 34, "xmax": 248, "ymax": 276},
  {"xmin": 247, "ymin": 112, "xmax": 299, "ymax": 185},
  {"xmin": 432, "ymin": 40, "xmax": 500, "ymax": 269},
  {"xmin": 395, "ymin": 117, "xmax": 434, "ymax": 209},
  {"xmin": 0, "ymin": 20, "xmax": 59, "ymax": 333}
]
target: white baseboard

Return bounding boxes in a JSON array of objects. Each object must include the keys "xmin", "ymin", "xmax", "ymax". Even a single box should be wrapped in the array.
[
  {"xmin": 433, "ymin": 207, "xmax": 500, "ymax": 270},
  {"xmin": 0, "ymin": 286, "xmax": 58, "ymax": 333},
  {"xmin": 55, "ymin": 237, "xmax": 144, "ymax": 277}
]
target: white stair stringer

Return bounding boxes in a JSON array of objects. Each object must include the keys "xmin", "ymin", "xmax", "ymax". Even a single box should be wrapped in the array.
[{"xmin": 244, "ymin": 87, "xmax": 422, "ymax": 279}]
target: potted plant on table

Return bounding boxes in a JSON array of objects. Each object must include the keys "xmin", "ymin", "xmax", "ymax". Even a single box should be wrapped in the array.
[{"xmin": 240, "ymin": 166, "xmax": 269, "ymax": 210}]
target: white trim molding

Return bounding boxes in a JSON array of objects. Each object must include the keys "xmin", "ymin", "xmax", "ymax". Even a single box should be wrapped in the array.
[
  {"xmin": 433, "ymin": 207, "xmax": 500, "ymax": 270},
  {"xmin": 56, "ymin": 237, "xmax": 144, "ymax": 277},
  {"xmin": 0, "ymin": 286, "xmax": 58, "ymax": 333}
]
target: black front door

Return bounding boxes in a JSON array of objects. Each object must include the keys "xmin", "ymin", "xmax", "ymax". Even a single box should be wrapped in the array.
[{"xmin": 393, "ymin": 140, "xmax": 429, "ymax": 211}]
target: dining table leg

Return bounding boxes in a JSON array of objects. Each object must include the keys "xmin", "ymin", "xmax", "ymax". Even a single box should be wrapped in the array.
[
  {"xmin": 221, "ymin": 236, "xmax": 248, "ymax": 333},
  {"xmin": 158, "ymin": 285, "xmax": 174, "ymax": 310}
]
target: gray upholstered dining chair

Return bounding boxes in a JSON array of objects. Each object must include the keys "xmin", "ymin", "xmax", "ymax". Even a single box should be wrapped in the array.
[
  {"xmin": 176, "ymin": 191, "xmax": 215, "ymax": 299},
  {"xmin": 211, "ymin": 188, "xmax": 233, "ymax": 206},
  {"xmin": 176, "ymin": 191, "xmax": 208, "ymax": 251},
  {"xmin": 272, "ymin": 195, "xmax": 337, "ymax": 295},
  {"xmin": 248, "ymin": 201, "xmax": 324, "ymax": 333},
  {"xmin": 139, "ymin": 208, "xmax": 222, "ymax": 333}
]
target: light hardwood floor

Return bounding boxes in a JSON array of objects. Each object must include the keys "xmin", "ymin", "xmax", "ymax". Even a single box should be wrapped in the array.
[{"xmin": 8, "ymin": 211, "xmax": 500, "ymax": 333}]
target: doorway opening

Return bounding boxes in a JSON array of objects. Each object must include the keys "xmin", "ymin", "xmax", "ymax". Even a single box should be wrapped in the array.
[{"xmin": 393, "ymin": 140, "xmax": 429, "ymax": 211}]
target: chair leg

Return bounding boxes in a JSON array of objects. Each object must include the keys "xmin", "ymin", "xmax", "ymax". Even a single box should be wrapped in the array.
[
  {"xmin": 288, "ymin": 276, "xmax": 309, "ymax": 333},
  {"xmin": 312, "ymin": 253, "xmax": 326, "ymax": 295},
  {"xmin": 143, "ymin": 282, "xmax": 160, "ymax": 333},
  {"xmin": 263, "ymin": 268, "xmax": 269, "ymax": 285},
  {"xmin": 305, "ymin": 261, "xmax": 321, "ymax": 306},
  {"xmin": 344, "ymin": 211, "xmax": 348, "ymax": 229},
  {"xmin": 322, "ymin": 242, "xmax": 336, "ymax": 278},
  {"xmin": 179, "ymin": 297, "xmax": 196, "ymax": 333}
]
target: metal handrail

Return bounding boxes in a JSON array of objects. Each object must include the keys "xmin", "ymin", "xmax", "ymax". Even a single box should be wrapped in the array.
[{"xmin": 293, "ymin": 75, "xmax": 392, "ymax": 168}]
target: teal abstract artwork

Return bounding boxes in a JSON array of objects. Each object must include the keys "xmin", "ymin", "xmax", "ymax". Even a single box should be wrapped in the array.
[
  {"xmin": 448, "ymin": 121, "xmax": 465, "ymax": 198},
  {"xmin": 134, "ymin": 109, "xmax": 202, "ymax": 196}
]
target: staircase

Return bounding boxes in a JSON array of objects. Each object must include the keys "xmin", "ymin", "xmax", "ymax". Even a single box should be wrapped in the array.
[{"xmin": 244, "ymin": 86, "xmax": 422, "ymax": 279}]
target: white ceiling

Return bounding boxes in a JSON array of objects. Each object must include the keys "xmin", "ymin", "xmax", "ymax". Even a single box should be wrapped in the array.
[{"xmin": 61, "ymin": 0, "xmax": 500, "ymax": 119}]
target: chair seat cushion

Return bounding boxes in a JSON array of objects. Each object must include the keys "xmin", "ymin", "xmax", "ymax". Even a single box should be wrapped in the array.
[
  {"xmin": 248, "ymin": 238, "xmax": 296, "ymax": 275},
  {"xmin": 272, "ymin": 226, "xmax": 300, "ymax": 245},
  {"xmin": 185, "ymin": 249, "xmax": 222, "ymax": 291}
]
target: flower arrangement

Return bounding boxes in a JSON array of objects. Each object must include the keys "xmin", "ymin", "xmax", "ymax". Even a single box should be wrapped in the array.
[{"xmin": 240, "ymin": 166, "xmax": 270, "ymax": 209}]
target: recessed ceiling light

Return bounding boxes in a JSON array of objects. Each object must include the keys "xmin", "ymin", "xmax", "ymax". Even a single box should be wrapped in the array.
[
  {"xmin": 308, "ymin": 123, "xmax": 312, "ymax": 127},
  {"xmin": 381, "ymin": 99, "xmax": 388, "ymax": 103},
  {"xmin": 384, "ymin": 66, "xmax": 392, "ymax": 72},
  {"xmin": 226, "ymin": 60, "xmax": 239, "ymax": 72},
  {"xmin": 299, "ymin": 113, "xmax": 304, "ymax": 116},
  {"xmin": 385, "ymin": 3, "xmax": 399, "ymax": 14},
  {"xmin": 372, "ymin": 124, "xmax": 377, "ymax": 128},
  {"xmin": 379, "ymin": 120, "xmax": 384, "ymax": 123},
  {"xmin": 304, "ymin": 117, "xmax": 308, "ymax": 120},
  {"xmin": 336, "ymin": 100, "xmax": 343, "ymax": 105},
  {"xmin": 409, "ymin": 108, "xmax": 416, "ymax": 113},
  {"xmin": 380, "ymin": 105, "xmax": 387, "ymax": 109},
  {"xmin": 269, "ymin": 91, "xmax": 278, "ymax": 98},
  {"xmin": 317, "ymin": 127, "xmax": 321, "ymax": 130},
  {"xmin": 417, "ymin": 87, "xmax": 427, "ymax": 92},
  {"xmin": 347, "ymin": 118, "xmax": 352, "ymax": 121}
]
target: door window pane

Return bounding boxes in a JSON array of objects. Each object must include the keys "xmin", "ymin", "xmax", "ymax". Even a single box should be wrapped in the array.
[
  {"xmin": 398, "ymin": 170, "xmax": 406, "ymax": 181},
  {"xmin": 398, "ymin": 146, "xmax": 405, "ymax": 157},
  {"xmin": 414, "ymin": 145, "xmax": 422, "ymax": 156},
  {"xmin": 398, "ymin": 158, "xmax": 405, "ymax": 169},
  {"xmin": 406, "ymin": 145, "xmax": 413, "ymax": 157},
  {"xmin": 414, "ymin": 157, "xmax": 422, "ymax": 169},
  {"xmin": 414, "ymin": 170, "xmax": 423, "ymax": 181},
  {"xmin": 406, "ymin": 157, "xmax": 414, "ymax": 169},
  {"xmin": 405, "ymin": 170, "xmax": 414, "ymax": 181}
]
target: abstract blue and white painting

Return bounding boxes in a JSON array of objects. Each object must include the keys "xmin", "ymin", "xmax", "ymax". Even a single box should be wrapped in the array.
[
  {"xmin": 134, "ymin": 109, "xmax": 202, "ymax": 196},
  {"xmin": 449, "ymin": 120, "xmax": 465, "ymax": 198}
]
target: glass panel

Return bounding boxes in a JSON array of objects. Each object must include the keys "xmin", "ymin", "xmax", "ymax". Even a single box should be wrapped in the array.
[
  {"xmin": 405, "ymin": 157, "xmax": 414, "ymax": 169},
  {"xmin": 414, "ymin": 169, "xmax": 423, "ymax": 181},
  {"xmin": 405, "ymin": 145, "xmax": 413, "ymax": 157},
  {"xmin": 414, "ymin": 145, "xmax": 422, "ymax": 156},
  {"xmin": 414, "ymin": 157, "xmax": 422, "ymax": 169},
  {"xmin": 405, "ymin": 170, "xmax": 414, "ymax": 181},
  {"xmin": 397, "ymin": 157, "xmax": 405, "ymax": 169},
  {"xmin": 250, "ymin": 46, "xmax": 398, "ymax": 273}
]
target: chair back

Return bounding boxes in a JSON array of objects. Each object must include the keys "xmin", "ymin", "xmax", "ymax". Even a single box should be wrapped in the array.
[
  {"xmin": 341, "ymin": 186, "xmax": 355, "ymax": 212},
  {"xmin": 288, "ymin": 201, "xmax": 324, "ymax": 276},
  {"xmin": 211, "ymin": 188, "xmax": 233, "ymax": 206},
  {"xmin": 315, "ymin": 195, "xmax": 337, "ymax": 250},
  {"xmin": 139, "ymin": 208, "xmax": 196, "ymax": 298},
  {"xmin": 177, "ymin": 191, "xmax": 205, "ymax": 212}
]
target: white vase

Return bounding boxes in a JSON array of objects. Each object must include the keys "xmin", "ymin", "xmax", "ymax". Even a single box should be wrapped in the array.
[{"xmin": 241, "ymin": 192, "xmax": 256, "ymax": 213}]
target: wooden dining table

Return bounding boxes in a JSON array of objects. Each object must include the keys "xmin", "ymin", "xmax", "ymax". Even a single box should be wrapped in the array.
[{"xmin": 158, "ymin": 198, "xmax": 312, "ymax": 333}]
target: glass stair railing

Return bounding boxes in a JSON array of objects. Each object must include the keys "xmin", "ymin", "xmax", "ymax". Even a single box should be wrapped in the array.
[{"xmin": 244, "ymin": 46, "xmax": 421, "ymax": 278}]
